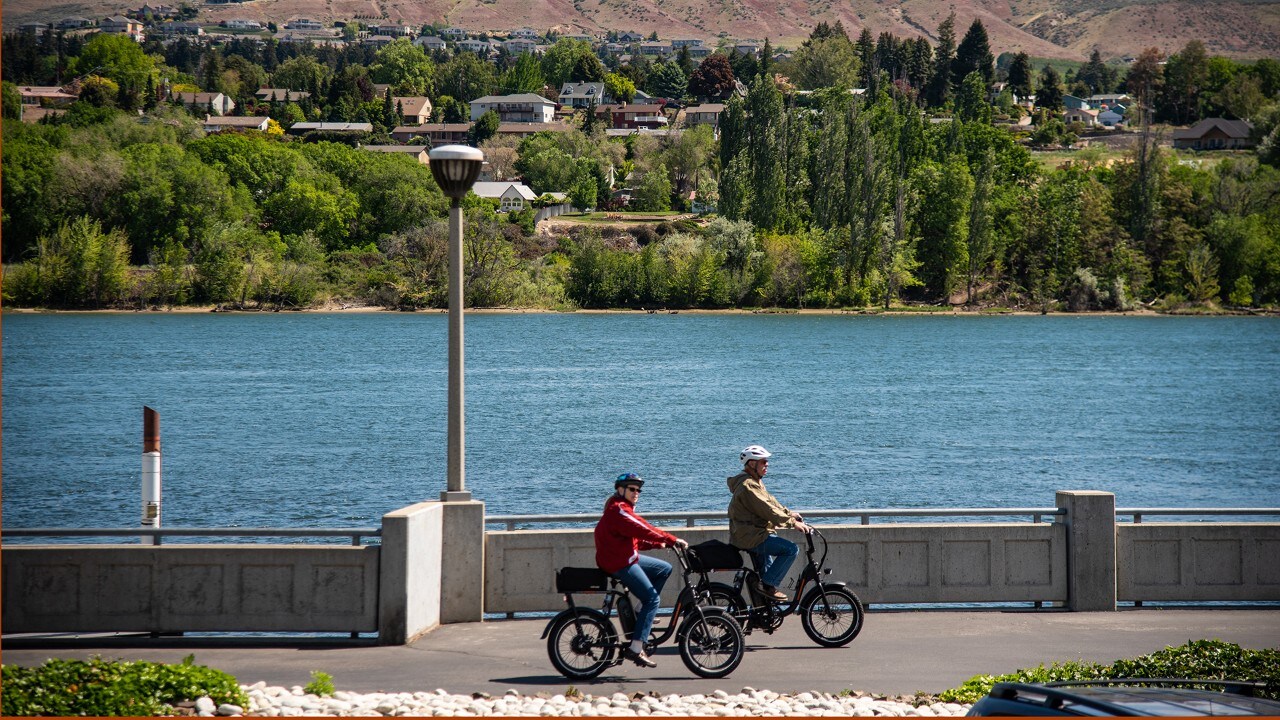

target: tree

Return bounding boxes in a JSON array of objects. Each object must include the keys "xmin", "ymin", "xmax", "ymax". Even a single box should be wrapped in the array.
[
  {"xmin": 604, "ymin": 72, "xmax": 636, "ymax": 103},
  {"xmin": 965, "ymin": 146, "xmax": 995, "ymax": 304},
  {"xmin": 370, "ymin": 39, "xmax": 435, "ymax": 95},
  {"xmin": 1125, "ymin": 47, "xmax": 1165, "ymax": 108},
  {"xmin": 788, "ymin": 35, "xmax": 859, "ymax": 90},
  {"xmin": 73, "ymin": 33, "xmax": 156, "ymax": 98},
  {"xmin": 1076, "ymin": 50, "xmax": 1113, "ymax": 95},
  {"xmin": 913, "ymin": 157, "xmax": 973, "ymax": 301},
  {"xmin": 646, "ymin": 61, "xmax": 687, "ymax": 101},
  {"xmin": 926, "ymin": 12, "xmax": 957, "ymax": 106},
  {"xmin": 1159, "ymin": 40, "xmax": 1209, "ymax": 124},
  {"xmin": 633, "ymin": 164, "xmax": 672, "ymax": 211},
  {"xmin": 470, "ymin": 109, "xmax": 500, "ymax": 145},
  {"xmin": 2, "ymin": 81, "xmax": 22, "ymax": 119},
  {"xmin": 569, "ymin": 173, "xmax": 597, "ymax": 210},
  {"xmin": 955, "ymin": 72, "xmax": 991, "ymax": 123},
  {"xmin": 273, "ymin": 55, "xmax": 330, "ymax": 92},
  {"xmin": 953, "ymin": 19, "xmax": 994, "ymax": 87},
  {"xmin": 687, "ymin": 54, "xmax": 736, "ymax": 101},
  {"xmin": 1035, "ymin": 65, "xmax": 1064, "ymax": 112},
  {"xmin": 571, "ymin": 52, "xmax": 605, "ymax": 83},
  {"xmin": 855, "ymin": 28, "xmax": 876, "ymax": 91},
  {"xmin": 1007, "ymin": 52, "xmax": 1034, "ymax": 100},
  {"xmin": 437, "ymin": 52, "xmax": 498, "ymax": 102},
  {"xmin": 504, "ymin": 52, "xmax": 546, "ymax": 94},
  {"xmin": 540, "ymin": 39, "xmax": 596, "ymax": 88}
]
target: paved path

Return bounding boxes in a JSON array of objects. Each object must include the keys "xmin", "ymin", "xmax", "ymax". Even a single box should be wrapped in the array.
[{"xmin": 3, "ymin": 609, "xmax": 1278, "ymax": 697}]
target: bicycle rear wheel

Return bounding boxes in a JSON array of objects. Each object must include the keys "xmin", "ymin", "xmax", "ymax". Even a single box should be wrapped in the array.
[
  {"xmin": 677, "ymin": 609, "xmax": 744, "ymax": 678},
  {"xmin": 547, "ymin": 610, "xmax": 618, "ymax": 679}
]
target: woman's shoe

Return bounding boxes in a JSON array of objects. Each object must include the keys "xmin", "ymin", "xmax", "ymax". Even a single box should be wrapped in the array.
[{"xmin": 622, "ymin": 647, "xmax": 657, "ymax": 668}]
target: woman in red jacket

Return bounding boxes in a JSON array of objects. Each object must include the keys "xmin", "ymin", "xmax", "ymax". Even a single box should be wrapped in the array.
[{"xmin": 594, "ymin": 473, "xmax": 688, "ymax": 669}]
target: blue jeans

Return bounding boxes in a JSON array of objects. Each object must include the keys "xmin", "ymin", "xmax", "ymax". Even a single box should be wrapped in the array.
[
  {"xmin": 611, "ymin": 555, "xmax": 672, "ymax": 645},
  {"xmin": 751, "ymin": 534, "xmax": 798, "ymax": 589}
]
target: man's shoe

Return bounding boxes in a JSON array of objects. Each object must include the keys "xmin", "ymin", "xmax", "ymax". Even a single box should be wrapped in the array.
[
  {"xmin": 622, "ymin": 647, "xmax": 657, "ymax": 668},
  {"xmin": 763, "ymin": 584, "xmax": 788, "ymax": 601}
]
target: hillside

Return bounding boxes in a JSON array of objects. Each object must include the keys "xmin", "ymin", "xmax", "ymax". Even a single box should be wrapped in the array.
[{"xmin": 5, "ymin": 0, "xmax": 1280, "ymax": 61}]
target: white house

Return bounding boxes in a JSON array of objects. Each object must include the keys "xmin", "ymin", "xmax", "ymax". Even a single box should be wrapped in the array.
[
  {"xmin": 415, "ymin": 36, "xmax": 447, "ymax": 52},
  {"xmin": 472, "ymin": 181, "xmax": 538, "ymax": 212},
  {"xmin": 285, "ymin": 18, "xmax": 323, "ymax": 30},
  {"xmin": 1098, "ymin": 109, "xmax": 1124, "ymax": 128},
  {"xmin": 503, "ymin": 38, "xmax": 538, "ymax": 55},
  {"xmin": 510, "ymin": 27, "xmax": 539, "ymax": 39},
  {"xmin": 441, "ymin": 26, "xmax": 468, "ymax": 39},
  {"xmin": 173, "ymin": 91, "xmax": 235, "ymax": 116},
  {"xmin": 470, "ymin": 93, "xmax": 556, "ymax": 123},
  {"xmin": 558, "ymin": 82, "xmax": 607, "ymax": 108},
  {"xmin": 456, "ymin": 38, "xmax": 494, "ymax": 55}
]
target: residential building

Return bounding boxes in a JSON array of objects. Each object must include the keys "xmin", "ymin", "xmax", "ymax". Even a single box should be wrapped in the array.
[
  {"xmin": 441, "ymin": 26, "xmax": 468, "ymax": 39},
  {"xmin": 363, "ymin": 35, "xmax": 396, "ymax": 48},
  {"xmin": 671, "ymin": 38, "xmax": 703, "ymax": 48},
  {"xmin": 503, "ymin": 38, "xmax": 537, "ymax": 55},
  {"xmin": 1088, "ymin": 93, "xmax": 1133, "ymax": 107},
  {"xmin": 393, "ymin": 96, "xmax": 433, "ymax": 124},
  {"xmin": 255, "ymin": 88, "xmax": 310, "ymax": 102},
  {"xmin": 20, "ymin": 22, "xmax": 49, "ymax": 34},
  {"xmin": 602, "ymin": 103, "xmax": 667, "ymax": 130},
  {"xmin": 159, "ymin": 22, "xmax": 204, "ymax": 36},
  {"xmin": 57, "ymin": 17, "xmax": 95, "ymax": 29},
  {"xmin": 390, "ymin": 123, "xmax": 470, "ymax": 146},
  {"xmin": 1172, "ymin": 118, "xmax": 1256, "ymax": 150},
  {"xmin": 129, "ymin": 4, "xmax": 177, "ymax": 19},
  {"xmin": 1064, "ymin": 107, "xmax": 1099, "ymax": 128},
  {"xmin": 510, "ymin": 27, "xmax": 539, "ymax": 40},
  {"xmin": 688, "ymin": 45, "xmax": 712, "ymax": 60},
  {"xmin": 558, "ymin": 82, "xmax": 607, "ymax": 108},
  {"xmin": 470, "ymin": 93, "xmax": 557, "ymax": 123},
  {"xmin": 18, "ymin": 85, "xmax": 78, "ymax": 106},
  {"xmin": 287, "ymin": 122, "xmax": 374, "ymax": 134},
  {"xmin": 361, "ymin": 145, "xmax": 430, "ymax": 163},
  {"xmin": 684, "ymin": 102, "xmax": 723, "ymax": 130},
  {"xmin": 456, "ymin": 38, "xmax": 495, "ymax": 55},
  {"xmin": 285, "ymin": 18, "xmax": 324, "ymax": 30},
  {"xmin": 561, "ymin": 33, "xmax": 594, "ymax": 43},
  {"xmin": 471, "ymin": 181, "xmax": 538, "ymax": 212},
  {"xmin": 374, "ymin": 24, "xmax": 414, "ymax": 36},
  {"xmin": 101, "ymin": 16, "xmax": 145, "ymax": 39},
  {"xmin": 1063, "ymin": 94, "xmax": 1090, "ymax": 111},
  {"xmin": 638, "ymin": 42, "xmax": 672, "ymax": 58},
  {"xmin": 173, "ymin": 91, "xmax": 235, "ymax": 116},
  {"xmin": 415, "ymin": 36, "xmax": 447, "ymax": 52},
  {"xmin": 1097, "ymin": 109, "xmax": 1124, "ymax": 127},
  {"xmin": 733, "ymin": 41, "xmax": 760, "ymax": 55},
  {"xmin": 617, "ymin": 31, "xmax": 645, "ymax": 43},
  {"xmin": 203, "ymin": 115, "xmax": 269, "ymax": 133}
]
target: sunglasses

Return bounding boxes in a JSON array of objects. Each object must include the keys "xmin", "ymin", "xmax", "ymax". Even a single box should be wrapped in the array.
[{"xmin": 624, "ymin": 486, "xmax": 642, "ymax": 493}]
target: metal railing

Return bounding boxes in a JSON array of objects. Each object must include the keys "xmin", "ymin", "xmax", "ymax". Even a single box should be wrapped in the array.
[
  {"xmin": 0, "ymin": 527, "xmax": 381, "ymax": 546},
  {"xmin": 1117, "ymin": 508, "xmax": 1280, "ymax": 523},
  {"xmin": 487, "ymin": 507, "xmax": 1065, "ymax": 531}
]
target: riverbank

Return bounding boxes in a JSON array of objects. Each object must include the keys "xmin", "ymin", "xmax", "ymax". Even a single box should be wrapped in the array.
[{"xmin": 5, "ymin": 303, "xmax": 1274, "ymax": 317}]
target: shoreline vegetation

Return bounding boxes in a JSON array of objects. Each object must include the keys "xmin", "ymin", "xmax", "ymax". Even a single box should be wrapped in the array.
[{"xmin": 6, "ymin": 303, "xmax": 1277, "ymax": 317}]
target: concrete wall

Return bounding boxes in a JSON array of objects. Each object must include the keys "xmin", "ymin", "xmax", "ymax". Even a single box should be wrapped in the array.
[
  {"xmin": 1, "ymin": 545, "xmax": 378, "ymax": 634},
  {"xmin": 1117, "ymin": 523, "xmax": 1280, "ymax": 602},
  {"xmin": 484, "ymin": 522, "xmax": 1067, "ymax": 614},
  {"xmin": 379, "ymin": 502, "xmax": 444, "ymax": 643}
]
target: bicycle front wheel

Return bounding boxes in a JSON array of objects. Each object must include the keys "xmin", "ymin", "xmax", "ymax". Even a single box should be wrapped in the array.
[
  {"xmin": 677, "ymin": 609, "xmax": 744, "ymax": 678},
  {"xmin": 799, "ymin": 585, "xmax": 863, "ymax": 647},
  {"xmin": 546, "ymin": 611, "xmax": 618, "ymax": 679}
]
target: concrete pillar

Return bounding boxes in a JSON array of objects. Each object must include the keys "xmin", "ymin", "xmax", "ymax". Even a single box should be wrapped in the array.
[
  {"xmin": 440, "ymin": 499, "xmax": 486, "ymax": 623},
  {"xmin": 1056, "ymin": 490, "xmax": 1117, "ymax": 611},
  {"xmin": 379, "ymin": 502, "xmax": 444, "ymax": 644}
]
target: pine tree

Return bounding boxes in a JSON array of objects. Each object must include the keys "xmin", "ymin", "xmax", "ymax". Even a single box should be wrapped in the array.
[
  {"xmin": 953, "ymin": 19, "xmax": 994, "ymax": 87},
  {"xmin": 926, "ymin": 12, "xmax": 956, "ymax": 107},
  {"xmin": 1007, "ymin": 52, "xmax": 1034, "ymax": 101}
]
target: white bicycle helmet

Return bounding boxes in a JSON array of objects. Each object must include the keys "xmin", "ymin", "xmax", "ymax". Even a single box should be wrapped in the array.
[{"xmin": 740, "ymin": 445, "xmax": 772, "ymax": 464}]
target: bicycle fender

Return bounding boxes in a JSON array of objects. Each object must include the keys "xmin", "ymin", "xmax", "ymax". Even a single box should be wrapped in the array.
[
  {"xmin": 800, "ymin": 581, "xmax": 850, "ymax": 607},
  {"xmin": 540, "ymin": 607, "xmax": 609, "ymax": 639}
]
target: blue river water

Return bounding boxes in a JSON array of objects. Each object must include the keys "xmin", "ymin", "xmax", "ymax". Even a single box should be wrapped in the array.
[{"xmin": 2, "ymin": 312, "xmax": 1278, "ymax": 532}]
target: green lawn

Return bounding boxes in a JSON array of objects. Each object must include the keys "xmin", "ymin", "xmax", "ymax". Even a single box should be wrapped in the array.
[{"xmin": 557, "ymin": 211, "xmax": 687, "ymax": 224}]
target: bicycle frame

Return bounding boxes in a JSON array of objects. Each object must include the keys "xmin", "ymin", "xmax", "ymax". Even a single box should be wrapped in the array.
[{"xmin": 719, "ymin": 529, "xmax": 835, "ymax": 618}]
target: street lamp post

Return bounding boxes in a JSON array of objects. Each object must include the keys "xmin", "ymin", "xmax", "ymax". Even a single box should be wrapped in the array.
[{"xmin": 428, "ymin": 145, "xmax": 485, "ymax": 502}]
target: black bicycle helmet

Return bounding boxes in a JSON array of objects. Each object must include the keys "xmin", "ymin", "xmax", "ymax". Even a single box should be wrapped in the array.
[{"xmin": 615, "ymin": 472, "xmax": 644, "ymax": 488}]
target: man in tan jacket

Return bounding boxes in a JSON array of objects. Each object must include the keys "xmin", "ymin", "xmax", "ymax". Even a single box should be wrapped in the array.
[{"xmin": 727, "ymin": 445, "xmax": 810, "ymax": 601}]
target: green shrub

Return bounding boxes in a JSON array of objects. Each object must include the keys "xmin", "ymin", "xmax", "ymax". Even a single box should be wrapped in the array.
[
  {"xmin": 303, "ymin": 670, "xmax": 335, "ymax": 697},
  {"xmin": 940, "ymin": 640, "xmax": 1280, "ymax": 704},
  {"xmin": 1, "ymin": 655, "xmax": 248, "ymax": 716}
]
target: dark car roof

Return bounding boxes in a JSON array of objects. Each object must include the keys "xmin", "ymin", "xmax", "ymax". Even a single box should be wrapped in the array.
[{"xmin": 968, "ymin": 681, "xmax": 1280, "ymax": 716}]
